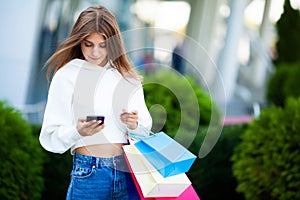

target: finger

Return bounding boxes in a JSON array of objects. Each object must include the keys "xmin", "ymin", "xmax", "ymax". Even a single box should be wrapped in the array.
[
  {"xmin": 85, "ymin": 120, "xmax": 99, "ymax": 128},
  {"xmin": 95, "ymin": 124, "xmax": 105, "ymax": 131},
  {"xmin": 121, "ymin": 116, "xmax": 134, "ymax": 123},
  {"xmin": 78, "ymin": 117, "xmax": 86, "ymax": 123},
  {"xmin": 120, "ymin": 112, "xmax": 128, "ymax": 118},
  {"xmin": 121, "ymin": 113, "xmax": 131, "ymax": 120},
  {"xmin": 125, "ymin": 118, "xmax": 138, "ymax": 126},
  {"xmin": 126, "ymin": 116, "xmax": 137, "ymax": 122},
  {"xmin": 131, "ymin": 110, "xmax": 138, "ymax": 115},
  {"xmin": 91, "ymin": 120, "xmax": 103, "ymax": 128},
  {"xmin": 120, "ymin": 114, "xmax": 125, "ymax": 122},
  {"xmin": 128, "ymin": 114, "xmax": 138, "ymax": 121},
  {"xmin": 86, "ymin": 123, "xmax": 104, "ymax": 136}
]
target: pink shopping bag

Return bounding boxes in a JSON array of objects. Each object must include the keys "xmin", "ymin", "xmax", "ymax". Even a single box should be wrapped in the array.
[
  {"xmin": 129, "ymin": 168, "xmax": 200, "ymax": 200},
  {"xmin": 124, "ymin": 145, "xmax": 200, "ymax": 200},
  {"xmin": 123, "ymin": 145, "xmax": 191, "ymax": 197}
]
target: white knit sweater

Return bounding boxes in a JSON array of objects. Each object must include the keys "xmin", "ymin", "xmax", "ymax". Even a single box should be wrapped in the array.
[{"xmin": 39, "ymin": 59, "xmax": 152, "ymax": 154}]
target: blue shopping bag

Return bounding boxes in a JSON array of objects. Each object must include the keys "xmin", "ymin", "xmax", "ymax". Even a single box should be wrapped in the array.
[{"xmin": 129, "ymin": 129, "xmax": 197, "ymax": 178}]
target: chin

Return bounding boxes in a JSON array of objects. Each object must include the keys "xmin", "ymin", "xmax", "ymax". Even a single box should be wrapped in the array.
[
  {"xmin": 91, "ymin": 61, "xmax": 100, "ymax": 65},
  {"xmin": 87, "ymin": 60, "xmax": 100, "ymax": 65}
]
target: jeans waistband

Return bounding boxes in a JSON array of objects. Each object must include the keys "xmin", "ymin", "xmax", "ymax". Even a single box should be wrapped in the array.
[{"xmin": 74, "ymin": 153, "xmax": 126, "ymax": 169}]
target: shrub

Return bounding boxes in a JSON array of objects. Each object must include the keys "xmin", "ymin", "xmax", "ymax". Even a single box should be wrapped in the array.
[
  {"xmin": 143, "ymin": 69, "xmax": 218, "ymax": 139},
  {"xmin": 267, "ymin": 62, "xmax": 300, "ymax": 106},
  {"xmin": 0, "ymin": 101, "xmax": 44, "ymax": 200},
  {"xmin": 188, "ymin": 125, "xmax": 246, "ymax": 200},
  {"xmin": 231, "ymin": 97, "xmax": 300, "ymax": 200},
  {"xmin": 31, "ymin": 125, "xmax": 73, "ymax": 200}
]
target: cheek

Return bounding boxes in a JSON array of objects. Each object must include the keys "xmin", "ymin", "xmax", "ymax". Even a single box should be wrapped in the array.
[
  {"xmin": 102, "ymin": 49, "xmax": 108, "ymax": 56},
  {"xmin": 81, "ymin": 45, "xmax": 89, "ymax": 56}
]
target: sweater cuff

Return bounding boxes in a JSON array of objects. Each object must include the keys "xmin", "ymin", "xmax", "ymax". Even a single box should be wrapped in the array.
[
  {"xmin": 71, "ymin": 129, "xmax": 83, "ymax": 142},
  {"xmin": 127, "ymin": 123, "xmax": 150, "ymax": 136}
]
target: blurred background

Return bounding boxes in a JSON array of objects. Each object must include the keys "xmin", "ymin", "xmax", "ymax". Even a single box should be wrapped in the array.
[
  {"xmin": 1, "ymin": 0, "xmax": 300, "ymax": 200},
  {"xmin": 2, "ymin": 0, "xmax": 299, "ymax": 124}
]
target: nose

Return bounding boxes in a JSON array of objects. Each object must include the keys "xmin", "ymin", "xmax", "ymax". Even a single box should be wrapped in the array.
[{"xmin": 92, "ymin": 47, "xmax": 101, "ymax": 56}]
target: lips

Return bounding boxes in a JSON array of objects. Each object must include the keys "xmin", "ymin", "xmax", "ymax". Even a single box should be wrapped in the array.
[{"xmin": 89, "ymin": 57, "xmax": 101, "ymax": 61}]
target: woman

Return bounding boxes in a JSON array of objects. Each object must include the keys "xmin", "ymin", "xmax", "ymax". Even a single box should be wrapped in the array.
[{"xmin": 39, "ymin": 5, "xmax": 152, "ymax": 199}]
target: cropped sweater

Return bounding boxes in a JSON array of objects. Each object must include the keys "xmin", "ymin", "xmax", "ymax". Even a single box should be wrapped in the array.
[{"xmin": 39, "ymin": 59, "xmax": 152, "ymax": 154}]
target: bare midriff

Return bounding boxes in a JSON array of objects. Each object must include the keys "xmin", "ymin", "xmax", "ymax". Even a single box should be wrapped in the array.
[{"xmin": 75, "ymin": 143, "xmax": 125, "ymax": 158}]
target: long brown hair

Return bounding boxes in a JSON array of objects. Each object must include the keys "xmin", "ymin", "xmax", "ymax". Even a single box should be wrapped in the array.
[{"xmin": 45, "ymin": 6, "xmax": 140, "ymax": 81}]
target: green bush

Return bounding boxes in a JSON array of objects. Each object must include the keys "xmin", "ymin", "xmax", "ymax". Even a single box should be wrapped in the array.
[
  {"xmin": 0, "ymin": 101, "xmax": 44, "ymax": 200},
  {"xmin": 143, "ymin": 69, "xmax": 217, "ymax": 137},
  {"xmin": 188, "ymin": 125, "xmax": 246, "ymax": 200},
  {"xmin": 31, "ymin": 125, "xmax": 73, "ymax": 200},
  {"xmin": 231, "ymin": 97, "xmax": 300, "ymax": 200},
  {"xmin": 267, "ymin": 62, "xmax": 300, "ymax": 106}
]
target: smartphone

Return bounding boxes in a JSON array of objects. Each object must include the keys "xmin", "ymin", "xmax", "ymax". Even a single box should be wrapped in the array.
[{"xmin": 86, "ymin": 115, "xmax": 105, "ymax": 125}]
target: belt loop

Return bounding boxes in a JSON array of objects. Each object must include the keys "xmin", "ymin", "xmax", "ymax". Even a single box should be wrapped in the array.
[
  {"xmin": 72, "ymin": 154, "xmax": 75, "ymax": 168},
  {"xmin": 92, "ymin": 157, "xmax": 96, "ymax": 167},
  {"xmin": 113, "ymin": 156, "xmax": 117, "ymax": 197}
]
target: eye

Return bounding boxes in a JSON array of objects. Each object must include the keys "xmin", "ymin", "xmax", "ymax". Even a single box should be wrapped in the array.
[
  {"xmin": 99, "ymin": 42, "xmax": 107, "ymax": 48},
  {"xmin": 83, "ymin": 41, "xmax": 93, "ymax": 47}
]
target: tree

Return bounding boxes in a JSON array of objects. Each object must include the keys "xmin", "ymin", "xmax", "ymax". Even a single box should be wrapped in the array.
[{"xmin": 275, "ymin": 0, "xmax": 300, "ymax": 64}]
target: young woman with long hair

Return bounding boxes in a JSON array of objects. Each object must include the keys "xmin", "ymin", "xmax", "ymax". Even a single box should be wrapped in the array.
[{"xmin": 39, "ymin": 5, "xmax": 152, "ymax": 199}]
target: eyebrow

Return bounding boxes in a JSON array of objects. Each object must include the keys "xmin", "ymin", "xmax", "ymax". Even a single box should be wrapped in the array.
[
  {"xmin": 83, "ymin": 39, "xmax": 106, "ymax": 45},
  {"xmin": 83, "ymin": 39, "xmax": 92, "ymax": 44}
]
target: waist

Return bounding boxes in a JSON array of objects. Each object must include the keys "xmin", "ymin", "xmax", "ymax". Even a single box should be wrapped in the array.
[
  {"xmin": 74, "ymin": 152, "xmax": 126, "ymax": 169},
  {"xmin": 71, "ymin": 128, "xmax": 128, "ymax": 155},
  {"xmin": 75, "ymin": 143, "xmax": 125, "ymax": 157}
]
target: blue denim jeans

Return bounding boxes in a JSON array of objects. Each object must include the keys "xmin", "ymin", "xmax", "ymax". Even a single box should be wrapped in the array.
[{"xmin": 66, "ymin": 153, "xmax": 131, "ymax": 200}]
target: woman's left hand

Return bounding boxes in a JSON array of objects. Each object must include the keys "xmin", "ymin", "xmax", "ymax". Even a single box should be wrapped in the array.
[{"xmin": 120, "ymin": 109, "xmax": 138, "ymax": 130}]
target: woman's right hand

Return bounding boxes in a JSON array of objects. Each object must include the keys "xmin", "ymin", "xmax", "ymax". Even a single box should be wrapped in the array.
[{"xmin": 76, "ymin": 118, "xmax": 105, "ymax": 136}]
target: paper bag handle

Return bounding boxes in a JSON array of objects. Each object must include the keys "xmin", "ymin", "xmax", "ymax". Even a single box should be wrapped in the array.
[{"xmin": 128, "ymin": 124, "xmax": 155, "ymax": 141}]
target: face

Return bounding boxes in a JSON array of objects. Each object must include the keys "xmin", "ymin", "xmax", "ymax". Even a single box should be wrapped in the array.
[{"xmin": 81, "ymin": 33, "xmax": 108, "ymax": 67}]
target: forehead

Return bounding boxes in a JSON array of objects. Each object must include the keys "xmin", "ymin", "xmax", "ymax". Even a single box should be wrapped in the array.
[{"xmin": 84, "ymin": 32, "xmax": 106, "ymax": 43}]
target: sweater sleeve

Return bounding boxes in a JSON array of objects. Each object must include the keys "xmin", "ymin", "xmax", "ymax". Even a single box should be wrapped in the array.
[
  {"xmin": 127, "ymin": 83, "xmax": 153, "ymax": 136},
  {"xmin": 39, "ymin": 70, "xmax": 82, "ymax": 154}
]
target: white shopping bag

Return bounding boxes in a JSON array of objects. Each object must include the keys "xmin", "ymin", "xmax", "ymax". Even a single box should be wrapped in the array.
[{"xmin": 123, "ymin": 144, "xmax": 191, "ymax": 198}]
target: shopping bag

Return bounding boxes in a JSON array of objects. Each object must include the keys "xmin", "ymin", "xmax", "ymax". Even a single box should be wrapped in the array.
[
  {"xmin": 130, "ymin": 130, "xmax": 197, "ymax": 178},
  {"xmin": 129, "ymin": 166, "xmax": 200, "ymax": 200},
  {"xmin": 123, "ymin": 144, "xmax": 191, "ymax": 198}
]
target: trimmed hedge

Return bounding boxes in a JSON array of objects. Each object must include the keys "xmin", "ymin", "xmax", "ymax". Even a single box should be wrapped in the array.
[
  {"xmin": 267, "ymin": 62, "xmax": 300, "ymax": 107},
  {"xmin": 31, "ymin": 125, "xmax": 73, "ymax": 200},
  {"xmin": 231, "ymin": 97, "xmax": 300, "ymax": 200},
  {"xmin": 0, "ymin": 101, "xmax": 44, "ymax": 200},
  {"xmin": 188, "ymin": 125, "xmax": 246, "ymax": 200},
  {"xmin": 143, "ymin": 69, "xmax": 217, "ymax": 136}
]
